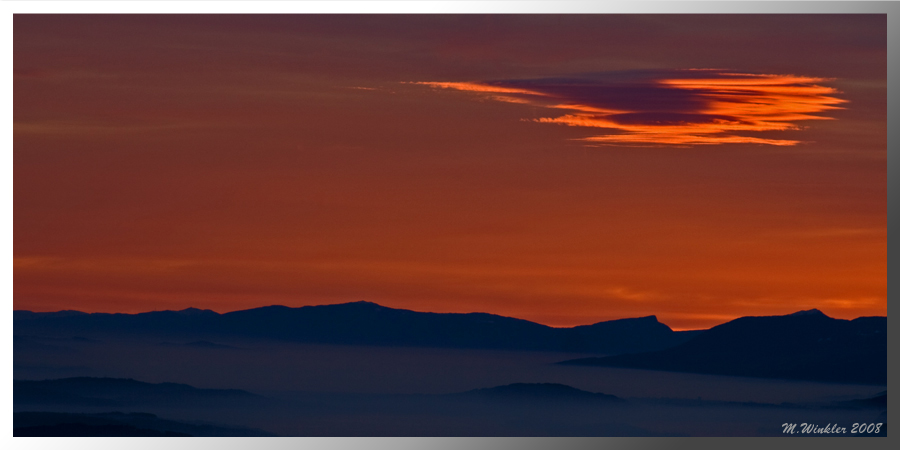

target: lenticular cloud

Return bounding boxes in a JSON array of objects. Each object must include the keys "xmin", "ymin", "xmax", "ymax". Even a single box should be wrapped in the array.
[{"xmin": 416, "ymin": 69, "xmax": 846, "ymax": 147}]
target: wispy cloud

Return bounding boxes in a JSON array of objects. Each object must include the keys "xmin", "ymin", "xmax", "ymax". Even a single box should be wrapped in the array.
[{"xmin": 415, "ymin": 69, "xmax": 846, "ymax": 147}]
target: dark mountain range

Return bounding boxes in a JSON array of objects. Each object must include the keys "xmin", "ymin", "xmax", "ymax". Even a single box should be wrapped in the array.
[
  {"xmin": 558, "ymin": 309, "xmax": 886, "ymax": 385},
  {"xmin": 157, "ymin": 340, "xmax": 239, "ymax": 350},
  {"xmin": 831, "ymin": 392, "xmax": 887, "ymax": 409},
  {"xmin": 567, "ymin": 315, "xmax": 700, "ymax": 354},
  {"xmin": 14, "ymin": 377, "xmax": 262, "ymax": 407},
  {"xmin": 461, "ymin": 383, "xmax": 624, "ymax": 403},
  {"xmin": 14, "ymin": 301, "xmax": 700, "ymax": 355}
]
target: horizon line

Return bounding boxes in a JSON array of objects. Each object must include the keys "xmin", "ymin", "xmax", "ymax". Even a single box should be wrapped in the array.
[{"xmin": 13, "ymin": 301, "xmax": 882, "ymax": 332}]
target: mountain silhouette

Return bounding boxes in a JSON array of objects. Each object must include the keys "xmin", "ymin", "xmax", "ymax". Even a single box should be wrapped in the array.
[
  {"xmin": 786, "ymin": 308, "xmax": 827, "ymax": 317},
  {"xmin": 14, "ymin": 301, "xmax": 699, "ymax": 355},
  {"xmin": 14, "ymin": 377, "xmax": 262, "ymax": 407},
  {"xmin": 566, "ymin": 315, "xmax": 697, "ymax": 354},
  {"xmin": 461, "ymin": 383, "xmax": 624, "ymax": 403},
  {"xmin": 831, "ymin": 392, "xmax": 887, "ymax": 409},
  {"xmin": 558, "ymin": 311, "xmax": 886, "ymax": 385},
  {"xmin": 157, "ymin": 340, "xmax": 239, "ymax": 349}
]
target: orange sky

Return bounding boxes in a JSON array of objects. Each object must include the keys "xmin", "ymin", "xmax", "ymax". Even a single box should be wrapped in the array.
[{"xmin": 13, "ymin": 15, "xmax": 886, "ymax": 330}]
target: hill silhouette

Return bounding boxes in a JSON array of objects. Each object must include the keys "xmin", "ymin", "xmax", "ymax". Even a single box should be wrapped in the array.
[
  {"xmin": 559, "ymin": 310, "xmax": 886, "ymax": 384},
  {"xmin": 14, "ymin": 377, "xmax": 262, "ymax": 407},
  {"xmin": 14, "ymin": 301, "xmax": 699, "ymax": 355},
  {"xmin": 831, "ymin": 391, "xmax": 887, "ymax": 409},
  {"xmin": 461, "ymin": 383, "xmax": 624, "ymax": 403}
]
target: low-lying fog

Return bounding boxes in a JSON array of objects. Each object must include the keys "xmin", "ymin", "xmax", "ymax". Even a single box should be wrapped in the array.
[{"xmin": 15, "ymin": 336, "xmax": 887, "ymax": 436}]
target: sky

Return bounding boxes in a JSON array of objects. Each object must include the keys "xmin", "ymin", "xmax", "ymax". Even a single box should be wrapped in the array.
[{"xmin": 13, "ymin": 15, "xmax": 886, "ymax": 330}]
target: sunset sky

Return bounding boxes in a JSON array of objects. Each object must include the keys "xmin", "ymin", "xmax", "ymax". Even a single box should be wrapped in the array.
[{"xmin": 14, "ymin": 15, "xmax": 886, "ymax": 330}]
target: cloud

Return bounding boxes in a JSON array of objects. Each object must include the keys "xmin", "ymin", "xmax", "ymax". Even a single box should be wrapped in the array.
[{"xmin": 415, "ymin": 69, "xmax": 846, "ymax": 146}]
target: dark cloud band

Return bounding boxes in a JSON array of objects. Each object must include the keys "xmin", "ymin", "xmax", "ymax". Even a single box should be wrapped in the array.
[{"xmin": 417, "ymin": 69, "xmax": 846, "ymax": 146}]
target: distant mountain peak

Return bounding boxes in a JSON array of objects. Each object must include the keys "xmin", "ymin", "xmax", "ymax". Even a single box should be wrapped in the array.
[
  {"xmin": 787, "ymin": 309, "xmax": 828, "ymax": 318},
  {"xmin": 175, "ymin": 307, "xmax": 218, "ymax": 316},
  {"xmin": 254, "ymin": 305, "xmax": 291, "ymax": 311},
  {"xmin": 585, "ymin": 315, "xmax": 659, "ymax": 326},
  {"xmin": 291, "ymin": 301, "xmax": 388, "ymax": 311},
  {"xmin": 342, "ymin": 300, "xmax": 386, "ymax": 308},
  {"xmin": 464, "ymin": 383, "xmax": 623, "ymax": 402},
  {"xmin": 14, "ymin": 310, "xmax": 88, "ymax": 320}
]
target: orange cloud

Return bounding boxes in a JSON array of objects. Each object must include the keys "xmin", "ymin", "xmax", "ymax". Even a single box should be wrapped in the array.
[
  {"xmin": 413, "ymin": 81, "xmax": 549, "ymax": 97},
  {"xmin": 416, "ymin": 70, "xmax": 847, "ymax": 146}
]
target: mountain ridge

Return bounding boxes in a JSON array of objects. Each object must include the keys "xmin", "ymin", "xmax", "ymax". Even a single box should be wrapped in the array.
[
  {"xmin": 15, "ymin": 301, "xmax": 702, "ymax": 355},
  {"xmin": 14, "ymin": 376, "xmax": 263, "ymax": 408},
  {"xmin": 15, "ymin": 302, "xmax": 885, "ymax": 360},
  {"xmin": 558, "ymin": 312, "xmax": 886, "ymax": 384}
]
